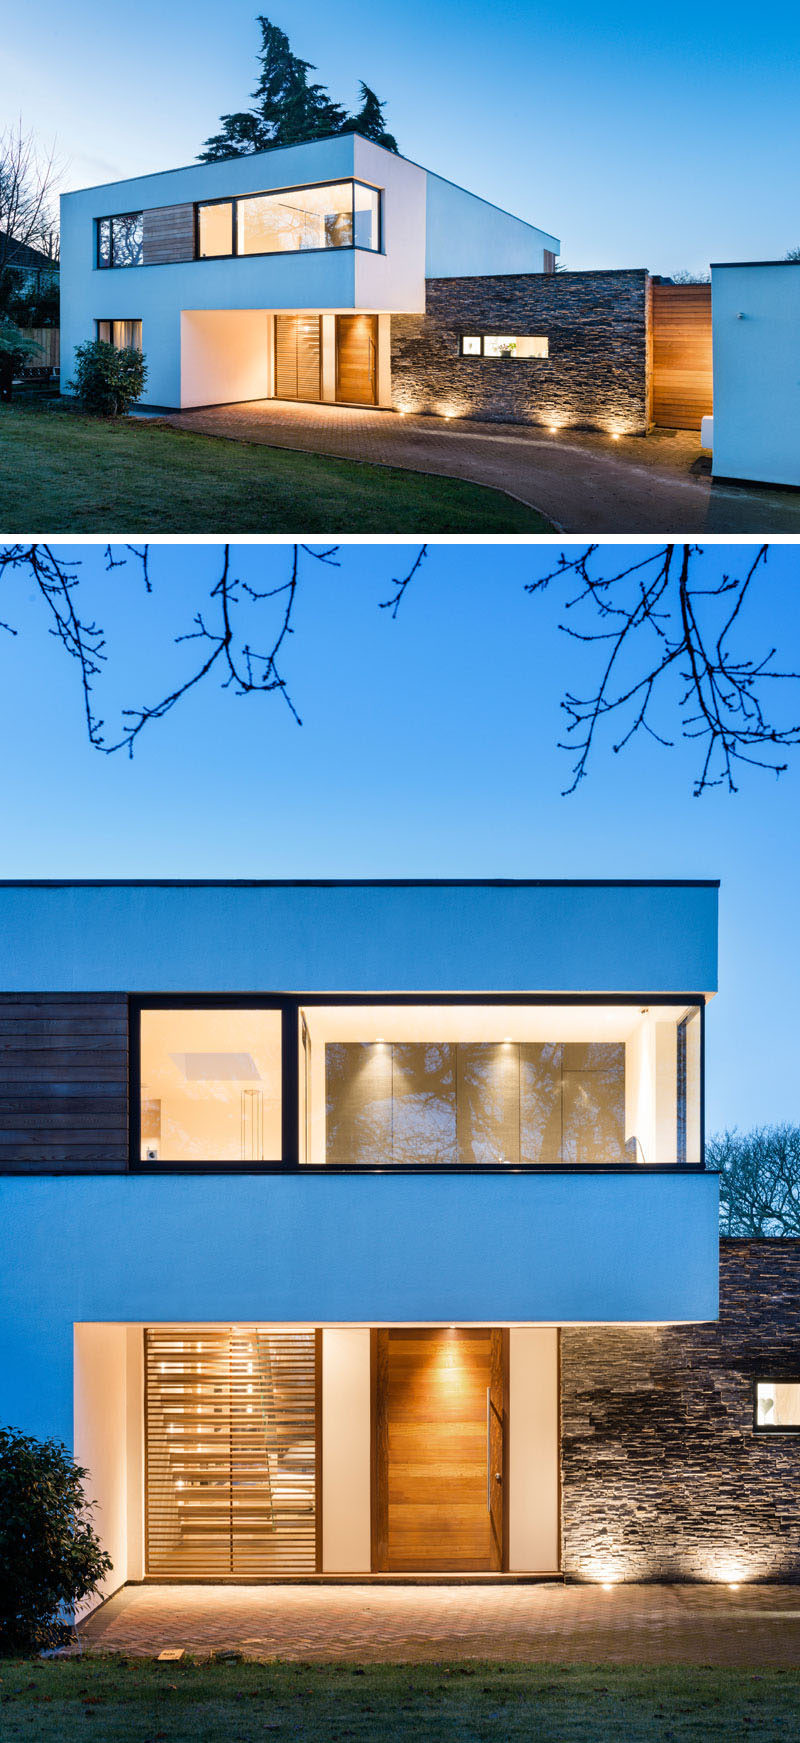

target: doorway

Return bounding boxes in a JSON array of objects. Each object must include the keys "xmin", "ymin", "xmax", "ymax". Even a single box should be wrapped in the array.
[
  {"xmin": 336, "ymin": 314, "xmax": 378, "ymax": 405},
  {"xmin": 371, "ymin": 1328, "xmax": 506, "ymax": 1572},
  {"xmin": 274, "ymin": 314, "xmax": 322, "ymax": 402}
]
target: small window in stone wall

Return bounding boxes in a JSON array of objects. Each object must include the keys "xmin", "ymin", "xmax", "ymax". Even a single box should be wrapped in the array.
[
  {"xmin": 755, "ymin": 1380, "xmax": 800, "ymax": 1431},
  {"xmin": 460, "ymin": 335, "xmax": 549, "ymax": 359}
]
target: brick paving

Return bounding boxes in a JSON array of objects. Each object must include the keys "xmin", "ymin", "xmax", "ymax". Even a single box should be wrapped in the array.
[
  {"xmin": 157, "ymin": 401, "xmax": 800, "ymax": 534},
  {"xmin": 81, "ymin": 1582, "xmax": 800, "ymax": 1667}
]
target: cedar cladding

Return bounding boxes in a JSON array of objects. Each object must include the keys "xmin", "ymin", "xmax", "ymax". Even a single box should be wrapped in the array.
[
  {"xmin": 0, "ymin": 994, "xmax": 128, "ymax": 1170},
  {"xmin": 142, "ymin": 204, "xmax": 195, "ymax": 266}
]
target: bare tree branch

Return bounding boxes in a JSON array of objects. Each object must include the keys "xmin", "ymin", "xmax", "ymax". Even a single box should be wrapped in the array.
[
  {"xmin": 0, "ymin": 119, "xmax": 62, "ymax": 271},
  {"xmin": 707, "ymin": 1126, "xmax": 800, "ymax": 1237},
  {"xmin": 525, "ymin": 543, "xmax": 799, "ymax": 795}
]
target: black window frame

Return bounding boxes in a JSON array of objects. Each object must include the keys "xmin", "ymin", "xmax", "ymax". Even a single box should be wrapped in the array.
[
  {"xmin": 753, "ymin": 1378, "xmax": 800, "ymax": 1434},
  {"xmin": 96, "ymin": 211, "xmax": 144, "ymax": 270},
  {"xmin": 129, "ymin": 992, "xmax": 706, "ymax": 1175},
  {"xmin": 459, "ymin": 334, "xmax": 550, "ymax": 359},
  {"xmin": 95, "ymin": 318, "xmax": 143, "ymax": 350},
  {"xmin": 193, "ymin": 178, "xmax": 383, "ymax": 262}
]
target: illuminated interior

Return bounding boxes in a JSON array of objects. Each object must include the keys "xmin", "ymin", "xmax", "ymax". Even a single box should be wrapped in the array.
[
  {"xmin": 139, "ymin": 1008, "xmax": 282, "ymax": 1164},
  {"xmin": 299, "ymin": 1003, "xmax": 701, "ymax": 1169}
]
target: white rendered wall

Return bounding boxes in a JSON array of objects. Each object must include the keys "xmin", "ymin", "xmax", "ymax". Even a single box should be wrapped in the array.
[
  {"xmin": 711, "ymin": 263, "xmax": 800, "ymax": 486},
  {"xmin": 180, "ymin": 311, "xmax": 271, "ymax": 408},
  {"xmin": 322, "ymin": 1329, "xmax": 372, "ymax": 1571},
  {"xmin": 74, "ymin": 1325, "xmax": 136, "ymax": 1601},
  {"xmin": 425, "ymin": 173, "xmax": 559, "ymax": 278},
  {"xmin": 0, "ymin": 881, "xmax": 718, "ymax": 994},
  {"xmin": 508, "ymin": 1328, "xmax": 560, "ymax": 1572}
]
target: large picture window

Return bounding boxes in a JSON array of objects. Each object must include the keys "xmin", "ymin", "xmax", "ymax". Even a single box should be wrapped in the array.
[
  {"xmin": 195, "ymin": 180, "xmax": 381, "ymax": 260},
  {"xmin": 97, "ymin": 213, "xmax": 143, "ymax": 268}
]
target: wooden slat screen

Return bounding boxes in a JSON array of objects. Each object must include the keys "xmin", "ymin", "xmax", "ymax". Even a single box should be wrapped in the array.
[
  {"xmin": 651, "ymin": 282, "xmax": 713, "ymax": 430},
  {"xmin": 0, "ymin": 993, "xmax": 128, "ymax": 1170},
  {"xmin": 145, "ymin": 1328, "xmax": 319, "ymax": 1576},
  {"xmin": 274, "ymin": 315, "xmax": 322, "ymax": 402}
]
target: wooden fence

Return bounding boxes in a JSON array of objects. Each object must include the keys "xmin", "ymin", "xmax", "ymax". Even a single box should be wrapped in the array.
[{"xmin": 650, "ymin": 284, "xmax": 712, "ymax": 430}]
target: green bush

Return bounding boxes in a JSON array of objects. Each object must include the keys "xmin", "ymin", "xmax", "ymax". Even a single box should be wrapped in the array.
[
  {"xmin": 0, "ymin": 1426, "xmax": 112, "ymax": 1655},
  {"xmin": 69, "ymin": 339, "xmax": 147, "ymax": 416}
]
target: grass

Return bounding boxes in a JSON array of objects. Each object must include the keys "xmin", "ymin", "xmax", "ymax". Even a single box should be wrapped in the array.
[
  {"xmin": 0, "ymin": 398, "xmax": 552, "ymax": 533},
  {"xmin": 0, "ymin": 1657, "xmax": 798, "ymax": 1741}
]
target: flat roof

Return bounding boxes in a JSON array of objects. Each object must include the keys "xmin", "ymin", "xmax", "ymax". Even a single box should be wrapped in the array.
[
  {"xmin": 711, "ymin": 259, "xmax": 800, "ymax": 268},
  {"xmin": 0, "ymin": 878, "xmax": 720, "ymax": 890}
]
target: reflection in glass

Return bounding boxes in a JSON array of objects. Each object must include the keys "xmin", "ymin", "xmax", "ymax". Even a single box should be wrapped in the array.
[
  {"xmin": 98, "ymin": 213, "xmax": 143, "ymax": 268},
  {"xmin": 353, "ymin": 182, "xmax": 380, "ymax": 249},
  {"xmin": 238, "ymin": 182, "xmax": 354, "ymax": 255}
]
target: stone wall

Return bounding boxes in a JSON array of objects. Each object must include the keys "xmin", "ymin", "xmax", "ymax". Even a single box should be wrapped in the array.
[
  {"xmin": 561, "ymin": 1240, "xmax": 800, "ymax": 1582},
  {"xmin": 391, "ymin": 270, "xmax": 650, "ymax": 433}
]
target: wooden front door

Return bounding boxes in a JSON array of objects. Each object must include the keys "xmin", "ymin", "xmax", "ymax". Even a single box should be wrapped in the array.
[
  {"xmin": 372, "ymin": 1329, "xmax": 506, "ymax": 1572},
  {"xmin": 274, "ymin": 314, "xmax": 322, "ymax": 402},
  {"xmin": 651, "ymin": 282, "xmax": 713, "ymax": 430},
  {"xmin": 336, "ymin": 314, "xmax": 378, "ymax": 405}
]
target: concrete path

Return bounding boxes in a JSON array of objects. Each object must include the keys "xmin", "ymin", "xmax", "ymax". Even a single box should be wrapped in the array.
[
  {"xmin": 160, "ymin": 402, "xmax": 800, "ymax": 534},
  {"xmin": 82, "ymin": 1582, "xmax": 800, "ymax": 1667}
]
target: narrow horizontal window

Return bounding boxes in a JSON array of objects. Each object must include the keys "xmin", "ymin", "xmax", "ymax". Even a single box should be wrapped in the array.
[
  {"xmin": 138, "ymin": 1006, "xmax": 282, "ymax": 1165},
  {"xmin": 96, "ymin": 319, "xmax": 142, "ymax": 351},
  {"xmin": 97, "ymin": 212, "xmax": 143, "ymax": 269},
  {"xmin": 461, "ymin": 334, "xmax": 549, "ymax": 359},
  {"xmin": 755, "ymin": 1381, "xmax": 800, "ymax": 1430},
  {"xmin": 195, "ymin": 181, "xmax": 381, "ymax": 261}
]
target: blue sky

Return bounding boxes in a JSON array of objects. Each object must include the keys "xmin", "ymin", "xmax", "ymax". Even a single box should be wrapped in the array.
[
  {"xmin": 1, "ymin": 540, "xmax": 799, "ymax": 1136},
  {"xmin": 11, "ymin": 0, "xmax": 800, "ymax": 274}
]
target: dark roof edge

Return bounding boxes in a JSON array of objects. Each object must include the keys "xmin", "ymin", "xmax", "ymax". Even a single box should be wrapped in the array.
[
  {"xmin": 0, "ymin": 878, "xmax": 721, "ymax": 890},
  {"xmin": 711, "ymin": 259, "xmax": 800, "ymax": 269}
]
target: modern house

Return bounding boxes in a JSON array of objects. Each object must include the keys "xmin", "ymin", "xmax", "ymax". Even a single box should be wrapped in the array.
[{"xmin": 0, "ymin": 878, "xmax": 797, "ymax": 1600}]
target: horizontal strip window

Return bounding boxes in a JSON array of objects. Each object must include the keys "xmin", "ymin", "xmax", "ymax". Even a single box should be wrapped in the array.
[
  {"xmin": 754, "ymin": 1380, "xmax": 800, "ymax": 1432},
  {"xmin": 131, "ymin": 995, "xmax": 703, "ymax": 1172},
  {"xmin": 460, "ymin": 334, "xmax": 549, "ymax": 359},
  {"xmin": 98, "ymin": 213, "xmax": 143, "ymax": 269},
  {"xmin": 96, "ymin": 319, "xmax": 142, "ymax": 351},
  {"xmin": 195, "ymin": 180, "xmax": 381, "ymax": 260}
]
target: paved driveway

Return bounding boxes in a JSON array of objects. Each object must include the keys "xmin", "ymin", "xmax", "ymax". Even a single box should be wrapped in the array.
[
  {"xmin": 160, "ymin": 402, "xmax": 800, "ymax": 534},
  {"xmin": 82, "ymin": 1582, "xmax": 800, "ymax": 1668}
]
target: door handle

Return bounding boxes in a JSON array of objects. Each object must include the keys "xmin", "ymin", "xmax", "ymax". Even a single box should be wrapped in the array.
[{"xmin": 487, "ymin": 1387, "xmax": 502, "ymax": 1512}]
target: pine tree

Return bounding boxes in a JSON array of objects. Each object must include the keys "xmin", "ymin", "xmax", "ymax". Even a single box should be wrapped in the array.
[
  {"xmin": 345, "ymin": 84, "xmax": 398, "ymax": 153},
  {"xmin": 199, "ymin": 18, "xmax": 399, "ymax": 161}
]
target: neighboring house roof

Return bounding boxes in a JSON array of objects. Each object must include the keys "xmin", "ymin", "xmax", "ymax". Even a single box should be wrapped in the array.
[{"xmin": 0, "ymin": 232, "xmax": 59, "ymax": 271}]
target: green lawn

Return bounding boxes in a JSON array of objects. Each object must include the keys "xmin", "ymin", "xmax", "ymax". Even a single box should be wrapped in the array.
[
  {"xmin": 0, "ymin": 401, "xmax": 551, "ymax": 533},
  {"xmin": 0, "ymin": 1658, "xmax": 797, "ymax": 1741}
]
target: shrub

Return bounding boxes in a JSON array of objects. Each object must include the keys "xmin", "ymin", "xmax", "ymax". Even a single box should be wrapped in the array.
[
  {"xmin": 0, "ymin": 1426, "xmax": 112, "ymax": 1655},
  {"xmin": 69, "ymin": 338, "xmax": 147, "ymax": 416},
  {"xmin": 0, "ymin": 321, "xmax": 42, "ymax": 402}
]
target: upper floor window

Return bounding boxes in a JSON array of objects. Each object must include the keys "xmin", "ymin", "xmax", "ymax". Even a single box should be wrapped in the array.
[
  {"xmin": 97, "ymin": 212, "xmax": 143, "ymax": 269},
  {"xmin": 138, "ymin": 1005, "xmax": 282, "ymax": 1166},
  {"xmin": 196, "ymin": 180, "xmax": 381, "ymax": 261},
  {"xmin": 300, "ymin": 1001, "xmax": 702, "ymax": 1169},
  {"xmin": 461, "ymin": 334, "xmax": 549, "ymax": 359}
]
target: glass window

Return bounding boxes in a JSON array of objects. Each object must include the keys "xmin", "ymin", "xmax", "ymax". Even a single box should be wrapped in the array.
[
  {"xmin": 755, "ymin": 1382, "xmax": 800, "ymax": 1430},
  {"xmin": 98, "ymin": 213, "xmax": 143, "ymax": 269},
  {"xmin": 97, "ymin": 319, "xmax": 142, "ymax": 351},
  {"xmin": 138, "ymin": 1007, "xmax": 282, "ymax": 1165},
  {"xmin": 353, "ymin": 182, "xmax": 380, "ymax": 250},
  {"xmin": 299, "ymin": 1003, "xmax": 701, "ymax": 1168},
  {"xmin": 237, "ymin": 181, "xmax": 354, "ymax": 255},
  {"xmin": 461, "ymin": 334, "xmax": 549, "ymax": 359},
  {"xmin": 198, "ymin": 201, "xmax": 233, "ymax": 258}
]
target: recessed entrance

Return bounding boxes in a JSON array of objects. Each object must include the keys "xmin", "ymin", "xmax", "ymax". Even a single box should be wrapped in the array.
[
  {"xmin": 274, "ymin": 314, "xmax": 322, "ymax": 403},
  {"xmin": 336, "ymin": 314, "xmax": 378, "ymax": 406},
  {"xmin": 372, "ymin": 1329, "xmax": 506, "ymax": 1572}
]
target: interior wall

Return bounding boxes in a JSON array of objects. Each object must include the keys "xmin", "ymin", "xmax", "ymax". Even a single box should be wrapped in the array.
[
  {"xmin": 321, "ymin": 1328, "xmax": 372, "ymax": 1571},
  {"xmin": 73, "ymin": 1324, "xmax": 132, "ymax": 1603},
  {"xmin": 180, "ymin": 310, "xmax": 271, "ymax": 408},
  {"xmin": 508, "ymin": 1327, "xmax": 560, "ymax": 1572}
]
